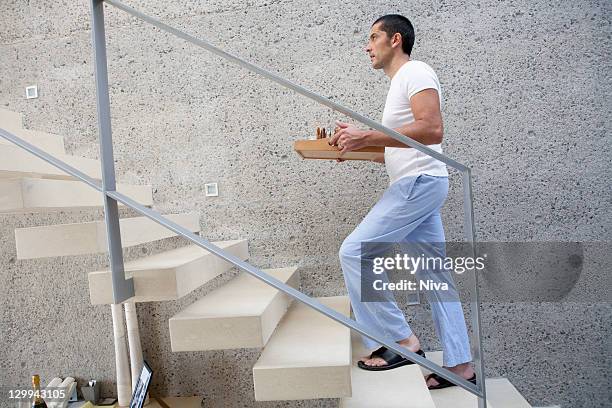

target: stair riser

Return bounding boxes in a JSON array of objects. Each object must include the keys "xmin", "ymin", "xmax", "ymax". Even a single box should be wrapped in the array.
[
  {"xmin": 0, "ymin": 109, "xmax": 23, "ymax": 130},
  {"xmin": 252, "ymin": 296, "xmax": 352, "ymax": 401},
  {"xmin": 169, "ymin": 270, "xmax": 299, "ymax": 351},
  {"xmin": 254, "ymin": 366, "xmax": 351, "ymax": 401},
  {"xmin": 0, "ymin": 145, "xmax": 101, "ymax": 181},
  {"xmin": 0, "ymin": 178, "xmax": 152, "ymax": 213},
  {"xmin": 14, "ymin": 212, "xmax": 200, "ymax": 259},
  {"xmin": 0, "ymin": 128, "xmax": 65, "ymax": 155}
]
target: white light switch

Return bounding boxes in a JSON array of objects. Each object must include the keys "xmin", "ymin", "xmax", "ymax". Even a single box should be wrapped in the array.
[
  {"xmin": 25, "ymin": 85, "xmax": 38, "ymax": 99},
  {"xmin": 205, "ymin": 183, "xmax": 219, "ymax": 197}
]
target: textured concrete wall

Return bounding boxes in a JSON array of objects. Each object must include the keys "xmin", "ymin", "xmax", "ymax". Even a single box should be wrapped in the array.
[{"xmin": 1, "ymin": 0, "xmax": 610, "ymax": 407}]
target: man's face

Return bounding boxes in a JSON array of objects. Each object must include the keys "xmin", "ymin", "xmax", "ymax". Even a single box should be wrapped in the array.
[{"xmin": 366, "ymin": 22, "xmax": 393, "ymax": 69}]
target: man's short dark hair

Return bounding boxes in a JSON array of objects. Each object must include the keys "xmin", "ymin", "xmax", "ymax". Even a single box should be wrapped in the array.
[{"xmin": 372, "ymin": 14, "xmax": 415, "ymax": 56}]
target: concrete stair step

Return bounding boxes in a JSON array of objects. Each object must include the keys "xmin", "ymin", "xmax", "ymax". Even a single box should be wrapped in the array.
[
  {"xmin": 14, "ymin": 212, "xmax": 200, "ymax": 259},
  {"xmin": 0, "ymin": 144, "xmax": 101, "ymax": 180},
  {"xmin": 252, "ymin": 295, "xmax": 352, "ymax": 401},
  {"xmin": 421, "ymin": 351, "xmax": 531, "ymax": 408},
  {"xmin": 169, "ymin": 266, "xmax": 299, "ymax": 351},
  {"xmin": 0, "ymin": 128, "xmax": 66, "ymax": 155},
  {"xmin": 0, "ymin": 108, "xmax": 23, "ymax": 130},
  {"xmin": 421, "ymin": 351, "xmax": 490, "ymax": 408},
  {"xmin": 485, "ymin": 378, "xmax": 532, "ymax": 408},
  {"xmin": 88, "ymin": 240, "xmax": 249, "ymax": 304},
  {"xmin": 0, "ymin": 177, "xmax": 152, "ymax": 213},
  {"xmin": 340, "ymin": 332, "xmax": 436, "ymax": 408}
]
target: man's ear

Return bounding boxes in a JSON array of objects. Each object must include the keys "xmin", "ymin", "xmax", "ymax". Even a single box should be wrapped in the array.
[{"xmin": 392, "ymin": 32, "xmax": 402, "ymax": 49}]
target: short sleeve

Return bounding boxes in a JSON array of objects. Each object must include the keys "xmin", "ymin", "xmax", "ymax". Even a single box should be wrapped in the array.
[{"xmin": 403, "ymin": 62, "xmax": 441, "ymax": 100}]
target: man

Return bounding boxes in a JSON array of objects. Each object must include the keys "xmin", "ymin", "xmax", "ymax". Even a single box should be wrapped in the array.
[{"xmin": 329, "ymin": 14, "xmax": 476, "ymax": 389}]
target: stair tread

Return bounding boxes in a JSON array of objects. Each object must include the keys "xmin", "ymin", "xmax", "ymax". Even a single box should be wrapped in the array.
[
  {"xmin": 252, "ymin": 296, "xmax": 352, "ymax": 401},
  {"xmin": 422, "ymin": 351, "xmax": 532, "ymax": 408},
  {"xmin": 340, "ymin": 333, "xmax": 436, "ymax": 407},
  {"xmin": 171, "ymin": 266, "xmax": 298, "ymax": 318}
]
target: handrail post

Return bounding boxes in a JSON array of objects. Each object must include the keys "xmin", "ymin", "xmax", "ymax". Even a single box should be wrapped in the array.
[
  {"xmin": 90, "ymin": 0, "xmax": 134, "ymax": 303},
  {"xmin": 463, "ymin": 168, "xmax": 487, "ymax": 407}
]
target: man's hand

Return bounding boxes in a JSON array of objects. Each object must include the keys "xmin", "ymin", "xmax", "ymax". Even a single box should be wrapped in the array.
[{"xmin": 329, "ymin": 121, "xmax": 369, "ymax": 158}]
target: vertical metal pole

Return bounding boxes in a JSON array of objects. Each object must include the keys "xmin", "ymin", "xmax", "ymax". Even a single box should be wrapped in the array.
[
  {"xmin": 90, "ymin": 0, "xmax": 134, "ymax": 303},
  {"xmin": 406, "ymin": 279, "xmax": 421, "ymax": 306},
  {"xmin": 111, "ymin": 304, "xmax": 132, "ymax": 405},
  {"xmin": 463, "ymin": 168, "xmax": 487, "ymax": 407}
]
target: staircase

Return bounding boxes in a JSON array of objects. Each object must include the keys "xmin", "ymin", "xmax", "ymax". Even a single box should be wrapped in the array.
[{"xmin": 1, "ymin": 107, "xmax": 533, "ymax": 407}]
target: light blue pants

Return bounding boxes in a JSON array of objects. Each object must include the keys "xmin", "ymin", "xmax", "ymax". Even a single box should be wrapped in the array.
[{"xmin": 339, "ymin": 174, "xmax": 472, "ymax": 367}]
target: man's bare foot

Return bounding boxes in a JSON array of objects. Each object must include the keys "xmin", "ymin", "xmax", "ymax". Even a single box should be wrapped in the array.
[
  {"xmin": 425, "ymin": 362, "xmax": 475, "ymax": 388},
  {"xmin": 358, "ymin": 354, "xmax": 370, "ymax": 363},
  {"xmin": 362, "ymin": 334, "xmax": 421, "ymax": 367}
]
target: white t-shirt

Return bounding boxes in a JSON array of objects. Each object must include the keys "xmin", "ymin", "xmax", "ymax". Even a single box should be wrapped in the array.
[{"xmin": 382, "ymin": 60, "xmax": 448, "ymax": 185}]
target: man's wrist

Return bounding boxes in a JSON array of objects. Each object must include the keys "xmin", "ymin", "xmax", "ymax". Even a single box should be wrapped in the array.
[
  {"xmin": 365, "ymin": 128, "xmax": 414, "ymax": 148},
  {"xmin": 364, "ymin": 129, "xmax": 385, "ymax": 146}
]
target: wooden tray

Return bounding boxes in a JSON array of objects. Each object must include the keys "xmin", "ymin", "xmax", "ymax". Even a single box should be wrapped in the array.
[{"xmin": 294, "ymin": 138, "xmax": 384, "ymax": 161}]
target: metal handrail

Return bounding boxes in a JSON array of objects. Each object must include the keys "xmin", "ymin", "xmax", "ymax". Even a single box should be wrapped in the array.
[
  {"xmin": 2, "ymin": 0, "xmax": 487, "ymax": 405},
  {"xmin": 0, "ymin": 127, "xmax": 481, "ymax": 397}
]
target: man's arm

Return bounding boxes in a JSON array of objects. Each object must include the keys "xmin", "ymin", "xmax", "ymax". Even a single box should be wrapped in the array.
[
  {"xmin": 367, "ymin": 88, "xmax": 443, "ymax": 147},
  {"xmin": 330, "ymin": 88, "xmax": 443, "ymax": 154}
]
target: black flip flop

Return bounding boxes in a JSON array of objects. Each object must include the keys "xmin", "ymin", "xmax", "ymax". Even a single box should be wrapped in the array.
[
  {"xmin": 425, "ymin": 372, "xmax": 477, "ymax": 390},
  {"xmin": 357, "ymin": 346, "xmax": 426, "ymax": 371}
]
